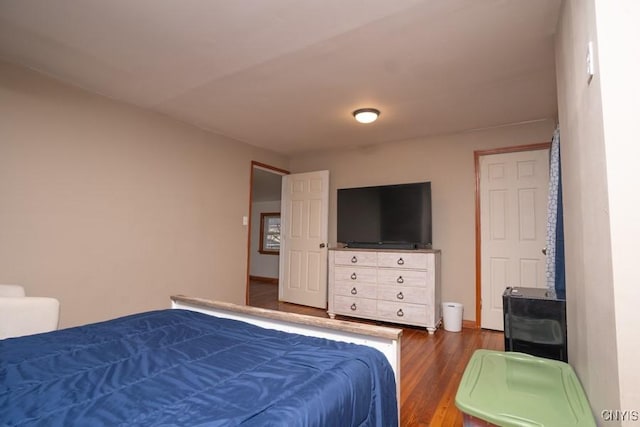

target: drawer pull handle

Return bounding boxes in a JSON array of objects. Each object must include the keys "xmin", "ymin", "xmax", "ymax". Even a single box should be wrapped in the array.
[
  {"xmin": 396, "ymin": 309, "xmax": 404, "ymax": 317},
  {"xmin": 350, "ymin": 273, "xmax": 357, "ymax": 280},
  {"xmin": 350, "ymin": 303, "xmax": 357, "ymax": 311},
  {"xmin": 397, "ymin": 257, "xmax": 405, "ymax": 265},
  {"xmin": 351, "ymin": 256, "xmax": 358, "ymax": 263},
  {"xmin": 396, "ymin": 292, "xmax": 404, "ymax": 300},
  {"xmin": 397, "ymin": 276, "xmax": 404, "ymax": 284},
  {"xmin": 351, "ymin": 287, "xmax": 357, "ymax": 295}
]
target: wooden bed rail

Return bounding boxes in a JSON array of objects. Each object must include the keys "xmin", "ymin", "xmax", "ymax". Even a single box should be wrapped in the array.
[{"xmin": 171, "ymin": 295, "xmax": 402, "ymax": 340}]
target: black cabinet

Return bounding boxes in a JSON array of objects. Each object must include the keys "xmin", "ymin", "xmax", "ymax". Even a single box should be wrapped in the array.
[{"xmin": 503, "ymin": 287, "xmax": 567, "ymax": 362}]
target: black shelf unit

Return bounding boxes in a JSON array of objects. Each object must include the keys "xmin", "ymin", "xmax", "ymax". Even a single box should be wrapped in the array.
[{"xmin": 503, "ymin": 287, "xmax": 567, "ymax": 362}]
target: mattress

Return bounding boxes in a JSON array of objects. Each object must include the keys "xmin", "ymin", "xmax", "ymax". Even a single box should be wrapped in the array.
[{"xmin": 1, "ymin": 309, "xmax": 397, "ymax": 426}]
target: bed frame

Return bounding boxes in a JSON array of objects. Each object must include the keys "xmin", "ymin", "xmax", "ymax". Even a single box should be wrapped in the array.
[{"xmin": 171, "ymin": 295, "xmax": 403, "ymax": 403}]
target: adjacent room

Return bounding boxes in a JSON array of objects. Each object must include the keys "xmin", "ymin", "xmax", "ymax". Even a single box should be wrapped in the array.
[{"xmin": 1, "ymin": 1, "xmax": 638, "ymax": 425}]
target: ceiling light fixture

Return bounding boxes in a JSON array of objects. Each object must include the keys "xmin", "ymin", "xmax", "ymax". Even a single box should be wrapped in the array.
[{"xmin": 353, "ymin": 108, "xmax": 380, "ymax": 124}]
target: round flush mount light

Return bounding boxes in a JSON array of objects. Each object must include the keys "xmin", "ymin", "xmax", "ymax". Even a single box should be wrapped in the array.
[{"xmin": 352, "ymin": 108, "xmax": 380, "ymax": 124}]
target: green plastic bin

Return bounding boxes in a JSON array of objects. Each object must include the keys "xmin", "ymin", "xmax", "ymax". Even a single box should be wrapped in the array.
[{"xmin": 455, "ymin": 350, "xmax": 596, "ymax": 427}]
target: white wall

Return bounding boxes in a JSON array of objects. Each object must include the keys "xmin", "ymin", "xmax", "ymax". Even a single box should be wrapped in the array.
[
  {"xmin": 0, "ymin": 60, "xmax": 288, "ymax": 328},
  {"xmin": 555, "ymin": 0, "xmax": 640, "ymax": 422},
  {"xmin": 595, "ymin": 0, "xmax": 640, "ymax": 416},
  {"xmin": 289, "ymin": 119, "xmax": 556, "ymax": 322},
  {"xmin": 249, "ymin": 200, "xmax": 281, "ymax": 279}
]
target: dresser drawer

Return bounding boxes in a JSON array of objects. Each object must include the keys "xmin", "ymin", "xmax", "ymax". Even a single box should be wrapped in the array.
[
  {"xmin": 333, "ymin": 295, "xmax": 377, "ymax": 317},
  {"xmin": 377, "ymin": 300, "xmax": 428, "ymax": 325},
  {"xmin": 334, "ymin": 266, "xmax": 377, "ymax": 284},
  {"xmin": 334, "ymin": 282, "xmax": 377, "ymax": 299},
  {"xmin": 377, "ymin": 285, "xmax": 429, "ymax": 304},
  {"xmin": 377, "ymin": 252, "xmax": 433, "ymax": 269},
  {"xmin": 333, "ymin": 251, "xmax": 377, "ymax": 267},
  {"xmin": 377, "ymin": 269, "xmax": 430, "ymax": 287}
]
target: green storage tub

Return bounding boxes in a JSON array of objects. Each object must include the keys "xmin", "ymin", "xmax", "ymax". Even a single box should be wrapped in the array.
[{"xmin": 455, "ymin": 350, "xmax": 595, "ymax": 427}]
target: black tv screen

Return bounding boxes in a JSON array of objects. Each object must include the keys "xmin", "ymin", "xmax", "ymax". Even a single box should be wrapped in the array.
[{"xmin": 337, "ymin": 182, "xmax": 432, "ymax": 249}]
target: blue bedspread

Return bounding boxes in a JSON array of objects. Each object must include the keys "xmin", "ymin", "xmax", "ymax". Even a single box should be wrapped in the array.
[{"xmin": 1, "ymin": 309, "xmax": 397, "ymax": 426}]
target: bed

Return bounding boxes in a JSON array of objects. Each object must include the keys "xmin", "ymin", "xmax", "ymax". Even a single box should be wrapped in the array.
[{"xmin": 1, "ymin": 295, "xmax": 402, "ymax": 426}]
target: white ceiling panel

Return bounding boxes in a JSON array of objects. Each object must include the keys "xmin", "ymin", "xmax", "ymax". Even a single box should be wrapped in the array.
[{"xmin": 0, "ymin": 0, "xmax": 561, "ymax": 154}]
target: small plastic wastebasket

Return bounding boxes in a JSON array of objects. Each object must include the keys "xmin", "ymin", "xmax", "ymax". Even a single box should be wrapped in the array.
[{"xmin": 443, "ymin": 302, "xmax": 463, "ymax": 332}]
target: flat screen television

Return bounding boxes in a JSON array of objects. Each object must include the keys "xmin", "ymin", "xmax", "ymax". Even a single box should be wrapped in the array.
[{"xmin": 337, "ymin": 182, "xmax": 432, "ymax": 249}]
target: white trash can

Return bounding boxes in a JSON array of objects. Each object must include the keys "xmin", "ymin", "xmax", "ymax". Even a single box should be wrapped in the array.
[{"xmin": 442, "ymin": 302, "xmax": 463, "ymax": 332}]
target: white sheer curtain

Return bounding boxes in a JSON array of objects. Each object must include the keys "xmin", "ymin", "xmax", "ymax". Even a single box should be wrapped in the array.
[{"xmin": 545, "ymin": 128, "xmax": 562, "ymax": 295}]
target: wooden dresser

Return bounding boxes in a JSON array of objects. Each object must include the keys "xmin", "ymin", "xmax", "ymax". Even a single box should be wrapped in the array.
[{"xmin": 328, "ymin": 248, "xmax": 442, "ymax": 333}]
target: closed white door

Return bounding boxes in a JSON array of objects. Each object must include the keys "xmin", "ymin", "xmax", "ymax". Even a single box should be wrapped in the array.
[
  {"xmin": 279, "ymin": 170, "xmax": 329, "ymax": 308},
  {"xmin": 480, "ymin": 149, "xmax": 549, "ymax": 330}
]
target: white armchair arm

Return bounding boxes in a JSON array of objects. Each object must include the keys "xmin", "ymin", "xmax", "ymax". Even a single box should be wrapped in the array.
[
  {"xmin": 0, "ymin": 284, "xmax": 26, "ymax": 297},
  {"xmin": 0, "ymin": 297, "xmax": 60, "ymax": 339}
]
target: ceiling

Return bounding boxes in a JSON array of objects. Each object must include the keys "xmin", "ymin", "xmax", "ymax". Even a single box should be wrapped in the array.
[{"xmin": 0, "ymin": 0, "xmax": 561, "ymax": 155}]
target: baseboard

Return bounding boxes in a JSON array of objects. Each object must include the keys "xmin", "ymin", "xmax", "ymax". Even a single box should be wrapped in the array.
[
  {"xmin": 249, "ymin": 275, "xmax": 278, "ymax": 285},
  {"xmin": 462, "ymin": 320, "xmax": 478, "ymax": 329}
]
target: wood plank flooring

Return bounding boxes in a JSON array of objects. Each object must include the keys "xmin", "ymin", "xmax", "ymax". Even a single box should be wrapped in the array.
[{"xmin": 249, "ymin": 281, "xmax": 504, "ymax": 426}]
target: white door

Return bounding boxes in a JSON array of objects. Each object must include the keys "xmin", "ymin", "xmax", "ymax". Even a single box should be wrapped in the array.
[
  {"xmin": 279, "ymin": 170, "xmax": 329, "ymax": 308},
  {"xmin": 480, "ymin": 149, "xmax": 549, "ymax": 330}
]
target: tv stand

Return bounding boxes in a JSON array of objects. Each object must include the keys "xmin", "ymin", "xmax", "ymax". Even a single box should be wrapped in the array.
[{"xmin": 328, "ymin": 248, "xmax": 442, "ymax": 333}]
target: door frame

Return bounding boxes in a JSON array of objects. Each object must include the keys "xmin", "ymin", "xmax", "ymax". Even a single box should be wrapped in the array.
[
  {"xmin": 245, "ymin": 161, "xmax": 290, "ymax": 305},
  {"xmin": 474, "ymin": 142, "xmax": 551, "ymax": 328}
]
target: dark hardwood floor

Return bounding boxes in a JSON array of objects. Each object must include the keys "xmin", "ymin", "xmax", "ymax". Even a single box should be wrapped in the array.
[{"xmin": 248, "ymin": 281, "xmax": 504, "ymax": 426}]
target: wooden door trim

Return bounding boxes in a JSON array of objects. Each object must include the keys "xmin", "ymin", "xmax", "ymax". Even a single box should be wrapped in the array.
[
  {"xmin": 474, "ymin": 142, "xmax": 550, "ymax": 328},
  {"xmin": 251, "ymin": 161, "xmax": 289, "ymax": 175},
  {"xmin": 246, "ymin": 161, "xmax": 290, "ymax": 305}
]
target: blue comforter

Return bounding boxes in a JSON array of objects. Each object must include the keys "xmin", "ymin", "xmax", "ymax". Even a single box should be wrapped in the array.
[{"xmin": 1, "ymin": 309, "xmax": 397, "ymax": 426}]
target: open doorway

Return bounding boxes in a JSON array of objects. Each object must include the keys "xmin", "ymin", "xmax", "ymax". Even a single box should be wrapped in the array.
[{"xmin": 245, "ymin": 161, "xmax": 288, "ymax": 305}]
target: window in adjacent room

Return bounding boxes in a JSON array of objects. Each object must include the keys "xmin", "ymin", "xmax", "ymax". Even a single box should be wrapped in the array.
[{"xmin": 259, "ymin": 212, "xmax": 281, "ymax": 254}]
